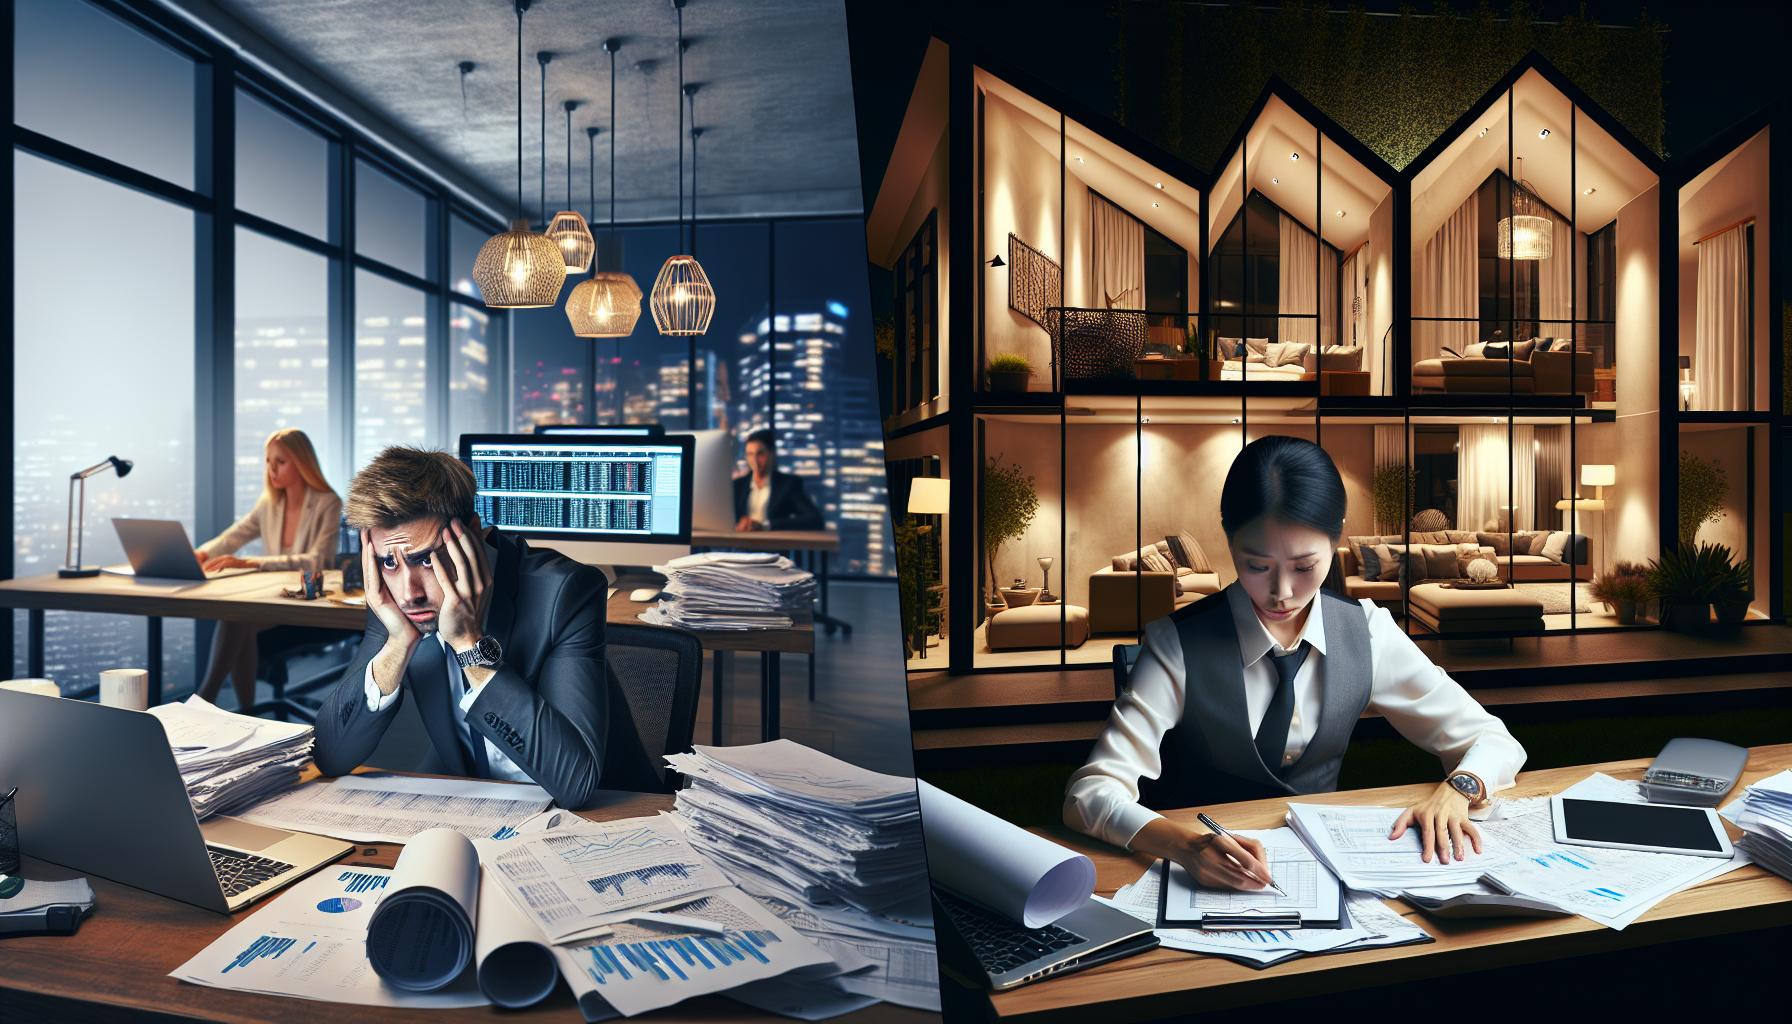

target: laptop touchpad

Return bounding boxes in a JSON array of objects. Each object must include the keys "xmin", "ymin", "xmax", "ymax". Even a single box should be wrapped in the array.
[{"xmin": 200, "ymin": 816, "xmax": 292, "ymax": 852}]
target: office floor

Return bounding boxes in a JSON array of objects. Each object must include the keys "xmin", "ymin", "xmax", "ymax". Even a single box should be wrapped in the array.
[{"xmin": 165, "ymin": 580, "xmax": 916, "ymax": 779}]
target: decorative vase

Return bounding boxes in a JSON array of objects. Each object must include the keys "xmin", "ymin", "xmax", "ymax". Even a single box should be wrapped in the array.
[
  {"xmin": 1664, "ymin": 601, "xmax": 1710, "ymax": 633},
  {"xmin": 1714, "ymin": 596, "xmax": 1749, "ymax": 627},
  {"xmin": 1613, "ymin": 598, "xmax": 1637, "ymax": 626},
  {"xmin": 987, "ymin": 369, "xmax": 1030, "ymax": 392}
]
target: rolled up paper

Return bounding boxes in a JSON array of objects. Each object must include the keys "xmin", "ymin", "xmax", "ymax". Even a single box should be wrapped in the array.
[
  {"xmin": 473, "ymin": 865, "xmax": 559, "ymax": 1008},
  {"xmin": 918, "ymin": 780, "xmax": 1095, "ymax": 928},
  {"xmin": 366, "ymin": 828, "xmax": 479, "ymax": 992},
  {"xmin": 98, "ymin": 668, "xmax": 148, "ymax": 711},
  {"xmin": 0, "ymin": 679, "xmax": 60, "ymax": 698}
]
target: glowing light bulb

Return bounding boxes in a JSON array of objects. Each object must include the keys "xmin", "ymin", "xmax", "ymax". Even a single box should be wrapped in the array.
[
  {"xmin": 504, "ymin": 236, "xmax": 534, "ymax": 287},
  {"xmin": 673, "ymin": 285, "xmax": 690, "ymax": 303}
]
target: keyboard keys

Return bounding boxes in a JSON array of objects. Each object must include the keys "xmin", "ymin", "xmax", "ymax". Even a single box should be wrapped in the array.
[{"xmin": 208, "ymin": 846, "xmax": 295, "ymax": 898}]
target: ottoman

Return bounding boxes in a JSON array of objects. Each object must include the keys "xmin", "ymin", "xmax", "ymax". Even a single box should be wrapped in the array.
[
  {"xmin": 986, "ymin": 603, "xmax": 1091, "ymax": 650},
  {"xmin": 1407, "ymin": 583, "xmax": 1543, "ymax": 634}
]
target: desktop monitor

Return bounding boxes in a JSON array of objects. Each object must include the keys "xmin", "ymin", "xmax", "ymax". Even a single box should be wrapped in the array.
[
  {"xmin": 533, "ymin": 423, "xmax": 665, "ymax": 437},
  {"xmin": 458, "ymin": 433, "xmax": 693, "ymax": 568},
  {"xmin": 671, "ymin": 429, "xmax": 736, "ymax": 533}
]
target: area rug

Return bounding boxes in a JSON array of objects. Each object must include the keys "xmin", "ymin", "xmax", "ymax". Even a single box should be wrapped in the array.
[{"xmin": 1514, "ymin": 583, "xmax": 1593, "ymax": 615}]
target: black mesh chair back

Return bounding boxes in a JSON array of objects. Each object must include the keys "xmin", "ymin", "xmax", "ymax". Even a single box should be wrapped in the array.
[{"xmin": 602, "ymin": 622, "xmax": 704, "ymax": 793}]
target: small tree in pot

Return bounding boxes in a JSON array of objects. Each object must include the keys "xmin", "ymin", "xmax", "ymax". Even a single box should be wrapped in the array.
[
  {"xmin": 982, "ymin": 453, "xmax": 1038, "ymax": 611},
  {"xmin": 1371, "ymin": 463, "xmax": 1416, "ymax": 538},
  {"xmin": 1678, "ymin": 452, "xmax": 1728, "ymax": 548}
]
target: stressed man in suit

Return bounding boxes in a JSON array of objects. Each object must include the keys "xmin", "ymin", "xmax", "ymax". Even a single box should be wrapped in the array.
[
  {"xmin": 313, "ymin": 447, "xmax": 651, "ymax": 808},
  {"xmin": 733, "ymin": 429, "xmax": 824, "ymax": 532}
]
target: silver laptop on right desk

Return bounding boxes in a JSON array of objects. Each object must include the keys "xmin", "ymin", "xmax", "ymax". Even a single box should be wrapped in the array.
[{"xmin": 934, "ymin": 885, "xmax": 1158, "ymax": 990}]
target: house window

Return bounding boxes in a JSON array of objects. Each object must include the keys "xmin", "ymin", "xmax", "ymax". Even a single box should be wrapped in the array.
[{"xmin": 895, "ymin": 211, "xmax": 939, "ymax": 409}]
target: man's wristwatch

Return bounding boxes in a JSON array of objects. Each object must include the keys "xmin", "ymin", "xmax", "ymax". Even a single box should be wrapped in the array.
[
  {"xmin": 1447, "ymin": 771, "xmax": 1485, "ymax": 804},
  {"xmin": 454, "ymin": 635, "xmax": 503, "ymax": 669}
]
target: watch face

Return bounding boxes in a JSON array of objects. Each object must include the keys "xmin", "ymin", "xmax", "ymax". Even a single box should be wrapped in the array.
[
  {"xmin": 475, "ymin": 635, "xmax": 502, "ymax": 664},
  {"xmin": 1451, "ymin": 774, "xmax": 1479, "ymax": 796}
]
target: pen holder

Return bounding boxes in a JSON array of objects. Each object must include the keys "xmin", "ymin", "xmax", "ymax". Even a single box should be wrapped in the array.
[{"xmin": 300, "ymin": 570, "xmax": 324, "ymax": 600}]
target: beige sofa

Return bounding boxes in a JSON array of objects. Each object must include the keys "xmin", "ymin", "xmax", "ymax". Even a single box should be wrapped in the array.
[
  {"xmin": 1089, "ymin": 540, "xmax": 1221, "ymax": 634},
  {"xmin": 1338, "ymin": 531, "xmax": 1591, "ymax": 602},
  {"xmin": 1412, "ymin": 345, "xmax": 1595, "ymax": 395}
]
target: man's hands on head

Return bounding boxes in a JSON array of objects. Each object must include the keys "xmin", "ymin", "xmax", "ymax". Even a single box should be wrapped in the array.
[
  {"xmin": 363, "ymin": 526, "xmax": 421, "ymax": 695},
  {"xmin": 434, "ymin": 515, "xmax": 494, "ymax": 655}
]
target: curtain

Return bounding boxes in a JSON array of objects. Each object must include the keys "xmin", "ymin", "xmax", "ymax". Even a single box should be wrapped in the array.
[
  {"xmin": 1090, "ymin": 193, "xmax": 1144, "ymax": 310},
  {"xmin": 1278, "ymin": 213, "xmax": 1317, "ymax": 345},
  {"xmin": 1695, "ymin": 222, "xmax": 1750, "ymax": 410},
  {"xmin": 1319, "ymin": 243, "xmax": 1339, "ymax": 348},
  {"xmin": 1533, "ymin": 425, "xmax": 1568, "ymax": 529},
  {"xmin": 1340, "ymin": 245, "xmax": 1365, "ymax": 348},
  {"xmin": 1537, "ymin": 216, "xmax": 1577, "ymax": 340},
  {"xmin": 1415, "ymin": 193, "xmax": 1478, "ymax": 363},
  {"xmin": 1373, "ymin": 424, "xmax": 1405, "ymax": 469},
  {"xmin": 1458, "ymin": 424, "xmax": 1536, "ymax": 533}
]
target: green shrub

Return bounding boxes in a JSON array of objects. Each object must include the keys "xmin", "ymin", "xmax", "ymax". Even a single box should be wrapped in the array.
[
  {"xmin": 1677, "ymin": 452, "xmax": 1728, "ymax": 547},
  {"xmin": 987, "ymin": 352, "xmax": 1033, "ymax": 374}
]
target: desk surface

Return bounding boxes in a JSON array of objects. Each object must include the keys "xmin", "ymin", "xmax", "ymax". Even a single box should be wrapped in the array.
[
  {"xmin": 0, "ymin": 772, "xmax": 930, "ymax": 1023},
  {"xmin": 607, "ymin": 588, "xmax": 814, "ymax": 655},
  {"xmin": 989, "ymin": 743, "xmax": 1792, "ymax": 1022},
  {"xmin": 692, "ymin": 529, "xmax": 839, "ymax": 554}
]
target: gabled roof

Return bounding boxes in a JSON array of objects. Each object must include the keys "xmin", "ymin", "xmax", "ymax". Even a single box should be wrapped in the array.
[{"xmin": 1669, "ymin": 101, "xmax": 1778, "ymax": 189}]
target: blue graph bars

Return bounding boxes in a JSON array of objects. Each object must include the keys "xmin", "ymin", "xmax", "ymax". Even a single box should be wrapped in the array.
[
  {"xmin": 338, "ymin": 870, "xmax": 390, "ymax": 894},
  {"xmin": 579, "ymin": 930, "xmax": 782, "ymax": 986},
  {"xmin": 587, "ymin": 862, "xmax": 694, "ymax": 899},
  {"xmin": 1527, "ymin": 851, "xmax": 1594, "ymax": 870},
  {"xmin": 222, "ymin": 934, "xmax": 297, "ymax": 973}
]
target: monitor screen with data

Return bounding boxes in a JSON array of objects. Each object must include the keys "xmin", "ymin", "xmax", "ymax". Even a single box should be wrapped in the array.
[{"xmin": 458, "ymin": 434, "xmax": 693, "ymax": 545}]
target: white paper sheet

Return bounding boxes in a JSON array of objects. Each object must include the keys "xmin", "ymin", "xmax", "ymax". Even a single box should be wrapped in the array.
[
  {"xmin": 918, "ymin": 780, "xmax": 1094, "ymax": 928},
  {"xmin": 235, "ymin": 773, "xmax": 551, "ymax": 843},
  {"xmin": 366, "ymin": 827, "xmax": 480, "ymax": 992},
  {"xmin": 1163, "ymin": 827, "xmax": 1341, "ymax": 925},
  {"xmin": 1286, "ymin": 802, "xmax": 1514, "ymax": 894},
  {"xmin": 473, "ymin": 863, "xmax": 559, "ymax": 1008}
]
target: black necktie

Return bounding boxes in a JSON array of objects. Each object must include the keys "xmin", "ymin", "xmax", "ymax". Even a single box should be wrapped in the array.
[{"xmin": 1255, "ymin": 640, "xmax": 1310, "ymax": 772}]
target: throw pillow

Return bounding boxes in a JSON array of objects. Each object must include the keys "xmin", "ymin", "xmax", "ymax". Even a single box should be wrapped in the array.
[
  {"xmin": 1418, "ymin": 544, "xmax": 1459, "ymax": 581},
  {"xmin": 1218, "ymin": 337, "xmax": 1243, "ymax": 359},
  {"xmin": 1476, "ymin": 531, "xmax": 1510, "ymax": 556},
  {"xmin": 1514, "ymin": 338, "xmax": 1538, "ymax": 361},
  {"xmin": 1465, "ymin": 341, "xmax": 1488, "ymax": 359},
  {"xmin": 1454, "ymin": 543, "xmax": 1490, "ymax": 577},
  {"xmin": 1244, "ymin": 337, "xmax": 1270, "ymax": 358},
  {"xmin": 1357, "ymin": 544, "xmax": 1382, "ymax": 580},
  {"xmin": 1483, "ymin": 342, "xmax": 1514, "ymax": 359},
  {"xmin": 1372, "ymin": 544, "xmax": 1409, "ymax": 583},
  {"xmin": 1413, "ymin": 530, "xmax": 1450, "ymax": 544},
  {"xmin": 1170, "ymin": 530, "xmax": 1212, "ymax": 573},
  {"xmin": 1140, "ymin": 550, "xmax": 1175, "ymax": 574},
  {"xmin": 1541, "ymin": 530, "xmax": 1569, "ymax": 562},
  {"xmin": 1445, "ymin": 530, "xmax": 1478, "ymax": 544},
  {"xmin": 1527, "ymin": 531, "xmax": 1550, "ymax": 555}
]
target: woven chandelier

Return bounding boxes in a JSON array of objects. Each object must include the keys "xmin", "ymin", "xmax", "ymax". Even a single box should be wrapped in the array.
[
  {"xmin": 547, "ymin": 96, "xmax": 594, "ymax": 273},
  {"xmin": 567, "ymin": 38, "xmax": 643, "ymax": 338},
  {"xmin": 1497, "ymin": 156, "xmax": 1553, "ymax": 261},
  {"xmin": 651, "ymin": 0, "xmax": 715, "ymax": 337},
  {"xmin": 473, "ymin": 1, "xmax": 565, "ymax": 308}
]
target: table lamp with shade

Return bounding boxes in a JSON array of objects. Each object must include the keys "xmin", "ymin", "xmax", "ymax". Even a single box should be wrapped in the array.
[
  {"xmin": 906, "ymin": 478, "xmax": 950, "ymax": 656},
  {"xmin": 1678, "ymin": 355, "xmax": 1695, "ymax": 411},
  {"xmin": 60, "ymin": 455, "xmax": 132, "ymax": 578}
]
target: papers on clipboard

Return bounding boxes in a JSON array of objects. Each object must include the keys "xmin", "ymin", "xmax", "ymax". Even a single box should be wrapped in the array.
[{"xmin": 1156, "ymin": 827, "xmax": 1342, "ymax": 930}]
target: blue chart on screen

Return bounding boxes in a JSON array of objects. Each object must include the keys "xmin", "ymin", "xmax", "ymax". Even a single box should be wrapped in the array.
[
  {"xmin": 338, "ymin": 870, "xmax": 390, "ymax": 894},
  {"xmin": 316, "ymin": 897, "xmax": 362, "ymax": 914},
  {"xmin": 586, "ymin": 863, "xmax": 695, "ymax": 901},
  {"xmin": 580, "ymin": 929, "xmax": 782, "ymax": 985},
  {"xmin": 222, "ymin": 934, "xmax": 302, "ymax": 973}
]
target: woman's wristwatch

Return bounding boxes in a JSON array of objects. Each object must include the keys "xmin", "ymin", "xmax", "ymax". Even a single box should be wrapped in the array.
[{"xmin": 1447, "ymin": 771, "xmax": 1487, "ymax": 806}]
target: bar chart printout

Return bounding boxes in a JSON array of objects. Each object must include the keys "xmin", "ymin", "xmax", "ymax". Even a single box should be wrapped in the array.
[{"xmin": 553, "ymin": 889, "xmax": 836, "ymax": 1017}]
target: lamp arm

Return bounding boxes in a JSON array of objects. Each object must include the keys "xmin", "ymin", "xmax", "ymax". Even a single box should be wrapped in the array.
[{"xmin": 71, "ymin": 459, "xmax": 115, "ymax": 480}]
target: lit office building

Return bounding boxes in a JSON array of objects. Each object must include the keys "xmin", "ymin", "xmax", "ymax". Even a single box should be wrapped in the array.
[
  {"xmin": 655, "ymin": 351, "xmax": 732, "ymax": 432},
  {"xmin": 234, "ymin": 314, "xmax": 330, "ymax": 513},
  {"xmin": 352, "ymin": 310, "xmax": 429, "ymax": 469}
]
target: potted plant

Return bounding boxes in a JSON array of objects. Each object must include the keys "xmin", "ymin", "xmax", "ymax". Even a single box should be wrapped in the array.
[
  {"xmin": 894, "ymin": 514, "xmax": 938, "ymax": 658},
  {"xmin": 986, "ymin": 352, "xmax": 1033, "ymax": 392},
  {"xmin": 1677, "ymin": 452, "xmax": 1728, "ymax": 547},
  {"xmin": 1590, "ymin": 560, "xmax": 1650, "ymax": 625},
  {"xmin": 1713, "ymin": 555, "xmax": 1754, "ymax": 629},
  {"xmin": 982, "ymin": 453, "xmax": 1039, "ymax": 613},
  {"xmin": 1645, "ymin": 543, "xmax": 1733, "ymax": 633},
  {"xmin": 1371, "ymin": 463, "xmax": 1416, "ymax": 538}
]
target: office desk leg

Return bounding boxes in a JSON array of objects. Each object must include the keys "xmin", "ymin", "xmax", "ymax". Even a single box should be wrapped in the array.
[
  {"xmin": 147, "ymin": 617, "xmax": 163, "ymax": 706},
  {"xmin": 813, "ymin": 551, "xmax": 852, "ymax": 637},
  {"xmin": 808, "ymin": 649, "xmax": 815, "ymax": 701},
  {"xmin": 760, "ymin": 653, "xmax": 781, "ymax": 741},
  {"xmin": 711, "ymin": 650, "xmax": 726, "ymax": 746},
  {"xmin": 28, "ymin": 609, "xmax": 45, "ymax": 678}
]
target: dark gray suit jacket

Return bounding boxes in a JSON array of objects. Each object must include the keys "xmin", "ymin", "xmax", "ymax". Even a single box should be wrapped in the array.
[{"xmin": 313, "ymin": 530, "xmax": 652, "ymax": 808}]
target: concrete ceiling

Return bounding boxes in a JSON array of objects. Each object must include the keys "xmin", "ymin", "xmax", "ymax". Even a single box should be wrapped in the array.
[{"xmin": 212, "ymin": 0, "xmax": 864, "ymax": 222}]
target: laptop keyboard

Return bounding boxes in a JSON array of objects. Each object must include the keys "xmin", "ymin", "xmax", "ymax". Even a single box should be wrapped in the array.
[
  {"xmin": 208, "ymin": 845, "xmax": 295, "ymax": 898},
  {"xmin": 939, "ymin": 889, "xmax": 1084, "ymax": 976}
]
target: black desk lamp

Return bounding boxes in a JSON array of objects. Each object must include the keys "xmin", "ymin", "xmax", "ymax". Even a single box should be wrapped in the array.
[{"xmin": 60, "ymin": 455, "xmax": 132, "ymax": 578}]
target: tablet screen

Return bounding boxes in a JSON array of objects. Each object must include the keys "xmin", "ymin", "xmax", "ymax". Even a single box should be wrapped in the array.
[{"xmin": 1558, "ymin": 798, "xmax": 1723, "ymax": 852}]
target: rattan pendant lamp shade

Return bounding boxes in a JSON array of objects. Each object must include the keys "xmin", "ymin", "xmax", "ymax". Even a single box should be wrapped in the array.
[
  {"xmin": 548, "ymin": 100, "xmax": 595, "ymax": 272},
  {"xmin": 567, "ymin": 37, "xmax": 643, "ymax": 338},
  {"xmin": 474, "ymin": 1, "xmax": 565, "ymax": 308},
  {"xmin": 1497, "ymin": 156, "xmax": 1553, "ymax": 261},
  {"xmin": 651, "ymin": 0, "xmax": 715, "ymax": 337}
]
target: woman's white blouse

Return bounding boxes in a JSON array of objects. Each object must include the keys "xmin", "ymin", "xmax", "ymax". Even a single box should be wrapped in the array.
[
  {"xmin": 197, "ymin": 488, "xmax": 343, "ymax": 573},
  {"xmin": 1063, "ymin": 585, "xmax": 1527, "ymax": 849}
]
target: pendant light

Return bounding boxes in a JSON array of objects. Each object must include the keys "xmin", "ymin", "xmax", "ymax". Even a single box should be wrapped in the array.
[
  {"xmin": 1497, "ymin": 156, "xmax": 1552, "ymax": 260},
  {"xmin": 650, "ymin": 0, "xmax": 715, "ymax": 337},
  {"xmin": 548, "ymin": 99, "xmax": 595, "ymax": 272},
  {"xmin": 472, "ymin": 1, "xmax": 565, "ymax": 308},
  {"xmin": 567, "ymin": 38, "xmax": 644, "ymax": 338}
]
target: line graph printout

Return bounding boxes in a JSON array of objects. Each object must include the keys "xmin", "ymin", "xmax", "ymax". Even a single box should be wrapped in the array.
[
  {"xmin": 169, "ymin": 865, "xmax": 486, "ymax": 1008},
  {"xmin": 552, "ymin": 888, "xmax": 834, "ymax": 1017},
  {"xmin": 235, "ymin": 774, "xmax": 551, "ymax": 844},
  {"xmin": 479, "ymin": 814, "xmax": 731, "ymax": 943}
]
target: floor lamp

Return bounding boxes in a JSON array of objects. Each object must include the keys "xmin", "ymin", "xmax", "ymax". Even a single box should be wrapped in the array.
[
  {"xmin": 1555, "ymin": 464, "xmax": 1614, "ymax": 579},
  {"xmin": 907, "ymin": 477, "xmax": 950, "ymax": 657}
]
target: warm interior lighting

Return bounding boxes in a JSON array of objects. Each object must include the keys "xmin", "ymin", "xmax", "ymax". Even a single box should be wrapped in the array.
[
  {"xmin": 476, "ymin": 219, "xmax": 566, "ymax": 308},
  {"xmin": 651, "ymin": 254, "xmax": 715, "ymax": 336},
  {"xmin": 1498, "ymin": 157, "xmax": 1552, "ymax": 260},
  {"xmin": 1290, "ymin": 151, "xmax": 1300, "ymax": 161},
  {"xmin": 568, "ymin": 272, "xmax": 643, "ymax": 337},
  {"xmin": 1538, "ymin": 128, "xmax": 1550, "ymax": 138},
  {"xmin": 907, "ymin": 477, "xmax": 950, "ymax": 515},
  {"xmin": 546, "ymin": 210, "xmax": 595, "ymax": 273}
]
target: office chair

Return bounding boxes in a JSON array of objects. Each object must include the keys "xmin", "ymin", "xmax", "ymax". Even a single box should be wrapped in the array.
[
  {"xmin": 604, "ymin": 622, "xmax": 704, "ymax": 793},
  {"xmin": 1112, "ymin": 642, "xmax": 1141, "ymax": 700},
  {"xmin": 247, "ymin": 628, "xmax": 357, "ymax": 723}
]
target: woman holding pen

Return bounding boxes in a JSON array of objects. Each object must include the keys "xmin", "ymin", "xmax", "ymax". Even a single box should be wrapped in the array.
[{"xmin": 1063, "ymin": 436, "xmax": 1526, "ymax": 890}]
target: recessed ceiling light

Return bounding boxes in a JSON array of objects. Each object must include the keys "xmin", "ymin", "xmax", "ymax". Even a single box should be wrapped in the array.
[
  {"xmin": 1151, "ymin": 201, "xmax": 1160, "ymax": 208},
  {"xmin": 1583, "ymin": 186, "xmax": 1597, "ymax": 195},
  {"xmin": 1230, "ymin": 417, "xmax": 1240, "ymax": 424},
  {"xmin": 1074, "ymin": 155, "xmax": 1085, "ymax": 164},
  {"xmin": 1271, "ymin": 177, "xmax": 1280, "ymax": 184},
  {"xmin": 1335, "ymin": 210, "xmax": 1345, "ymax": 218},
  {"xmin": 1478, "ymin": 127, "xmax": 1489, "ymax": 138},
  {"xmin": 1538, "ymin": 128, "xmax": 1550, "ymax": 138},
  {"xmin": 1154, "ymin": 181, "xmax": 1164, "ymax": 189},
  {"xmin": 1290, "ymin": 152, "xmax": 1300, "ymax": 161}
]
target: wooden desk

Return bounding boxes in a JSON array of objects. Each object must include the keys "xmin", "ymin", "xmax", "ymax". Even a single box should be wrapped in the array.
[
  {"xmin": 0, "ymin": 774, "xmax": 930, "ymax": 1023},
  {"xmin": 608, "ymin": 587, "xmax": 813, "ymax": 745},
  {"xmin": 985, "ymin": 744, "xmax": 1792, "ymax": 1022}
]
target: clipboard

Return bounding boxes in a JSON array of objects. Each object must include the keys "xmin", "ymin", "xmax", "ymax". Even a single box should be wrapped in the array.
[{"xmin": 1154, "ymin": 855, "xmax": 1345, "ymax": 931}]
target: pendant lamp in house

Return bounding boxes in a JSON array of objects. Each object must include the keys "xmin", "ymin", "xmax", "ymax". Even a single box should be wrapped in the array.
[
  {"xmin": 472, "ymin": 1, "xmax": 565, "ymax": 308},
  {"xmin": 567, "ymin": 38, "xmax": 643, "ymax": 338},
  {"xmin": 650, "ymin": 0, "xmax": 715, "ymax": 337},
  {"xmin": 1497, "ymin": 156, "xmax": 1552, "ymax": 261}
]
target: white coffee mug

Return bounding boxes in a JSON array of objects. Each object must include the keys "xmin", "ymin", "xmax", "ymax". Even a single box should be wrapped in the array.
[
  {"xmin": 99, "ymin": 668, "xmax": 150, "ymax": 711},
  {"xmin": 0, "ymin": 678, "xmax": 60, "ymax": 698}
]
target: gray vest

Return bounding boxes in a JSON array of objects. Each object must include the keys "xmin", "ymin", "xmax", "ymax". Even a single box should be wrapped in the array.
[{"xmin": 1137, "ymin": 583, "xmax": 1372, "ymax": 810}]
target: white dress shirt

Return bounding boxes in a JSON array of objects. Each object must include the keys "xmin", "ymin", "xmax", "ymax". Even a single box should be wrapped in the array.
[
  {"xmin": 747, "ymin": 477, "xmax": 772, "ymax": 526},
  {"xmin": 197, "ymin": 488, "xmax": 343, "ymax": 572},
  {"xmin": 1064, "ymin": 585, "xmax": 1526, "ymax": 849}
]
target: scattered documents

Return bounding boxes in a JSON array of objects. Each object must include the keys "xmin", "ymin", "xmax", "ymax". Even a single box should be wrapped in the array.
[
  {"xmin": 235, "ymin": 773, "xmax": 551, "ymax": 844},
  {"xmin": 640, "ymin": 551, "xmax": 818, "ymax": 631},
  {"xmin": 1286, "ymin": 802, "xmax": 1511, "ymax": 895},
  {"xmin": 147, "ymin": 694, "xmax": 312, "ymax": 819},
  {"xmin": 1159, "ymin": 827, "xmax": 1342, "ymax": 928},
  {"xmin": 1725, "ymin": 769, "xmax": 1792, "ymax": 880},
  {"xmin": 669, "ymin": 741, "xmax": 941, "ymax": 1013}
]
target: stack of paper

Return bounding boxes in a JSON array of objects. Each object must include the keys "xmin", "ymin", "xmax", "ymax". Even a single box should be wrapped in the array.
[
  {"xmin": 667, "ymin": 741, "xmax": 940, "ymax": 1013},
  {"xmin": 639, "ymin": 551, "xmax": 818, "ymax": 631},
  {"xmin": 1726, "ymin": 769, "xmax": 1792, "ymax": 879},
  {"xmin": 1285, "ymin": 802, "xmax": 1516, "ymax": 896},
  {"xmin": 147, "ymin": 695, "xmax": 313, "ymax": 820},
  {"xmin": 0, "ymin": 877, "xmax": 96, "ymax": 928}
]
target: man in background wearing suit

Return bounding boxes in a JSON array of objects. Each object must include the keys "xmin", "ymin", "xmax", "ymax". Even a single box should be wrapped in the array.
[
  {"xmin": 313, "ymin": 447, "xmax": 651, "ymax": 808},
  {"xmin": 733, "ymin": 429, "xmax": 824, "ymax": 532}
]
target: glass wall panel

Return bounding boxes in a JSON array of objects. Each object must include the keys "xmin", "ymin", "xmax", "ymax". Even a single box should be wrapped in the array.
[
  {"xmin": 512, "ymin": 308, "xmax": 588, "ymax": 429},
  {"xmin": 1141, "ymin": 395, "xmax": 1238, "ymax": 625},
  {"xmin": 974, "ymin": 412, "xmax": 1062, "ymax": 668},
  {"xmin": 11, "ymin": 151, "xmax": 196, "ymax": 686},
  {"xmin": 353, "ymin": 271, "xmax": 429, "ymax": 469},
  {"xmin": 355, "ymin": 159, "xmax": 428, "ymax": 279},
  {"xmin": 1679, "ymin": 424, "xmax": 1770, "ymax": 621},
  {"xmin": 449, "ymin": 303, "xmax": 499, "ymax": 442},
  {"xmin": 235, "ymin": 229, "xmax": 333, "ymax": 531},
  {"xmin": 14, "ymin": 0, "xmax": 196, "ymax": 189},
  {"xmin": 976, "ymin": 69, "xmax": 1062, "ymax": 393},
  {"xmin": 604, "ymin": 225, "xmax": 682, "ymax": 425},
  {"xmin": 451, "ymin": 214, "xmax": 488, "ymax": 301},
  {"xmin": 1676, "ymin": 128, "xmax": 1770, "ymax": 413},
  {"xmin": 1062, "ymin": 401, "xmax": 1139, "ymax": 667},
  {"xmin": 235, "ymin": 89, "xmax": 329, "ymax": 238}
]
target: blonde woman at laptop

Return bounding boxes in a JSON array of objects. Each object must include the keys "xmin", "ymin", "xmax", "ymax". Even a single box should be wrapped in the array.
[{"xmin": 193, "ymin": 428, "xmax": 344, "ymax": 710}]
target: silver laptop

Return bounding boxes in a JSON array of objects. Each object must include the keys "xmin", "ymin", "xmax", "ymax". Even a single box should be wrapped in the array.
[
  {"xmin": 0, "ymin": 690, "xmax": 351, "ymax": 913},
  {"xmin": 934, "ymin": 886, "xmax": 1159, "ymax": 990},
  {"xmin": 109, "ymin": 518, "xmax": 258, "ymax": 580}
]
